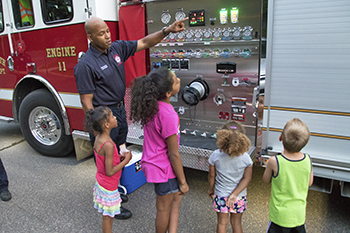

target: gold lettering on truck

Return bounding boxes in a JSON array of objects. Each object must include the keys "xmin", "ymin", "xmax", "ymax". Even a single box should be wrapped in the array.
[
  {"xmin": 46, "ymin": 46, "xmax": 77, "ymax": 58},
  {"xmin": 0, "ymin": 57, "xmax": 6, "ymax": 67}
]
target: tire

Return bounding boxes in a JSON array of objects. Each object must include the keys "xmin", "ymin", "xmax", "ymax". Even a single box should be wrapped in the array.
[{"xmin": 19, "ymin": 89, "xmax": 74, "ymax": 157}]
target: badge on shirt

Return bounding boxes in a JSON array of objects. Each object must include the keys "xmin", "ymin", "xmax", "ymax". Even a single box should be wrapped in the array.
[
  {"xmin": 114, "ymin": 54, "xmax": 122, "ymax": 65},
  {"xmin": 100, "ymin": 65, "xmax": 108, "ymax": 70}
]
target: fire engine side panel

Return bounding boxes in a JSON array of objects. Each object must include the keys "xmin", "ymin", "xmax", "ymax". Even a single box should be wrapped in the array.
[
  {"xmin": 125, "ymin": 0, "xmax": 261, "ymax": 171},
  {"xmin": 146, "ymin": 0, "xmax": 260, "ymax": 145},
  {"xmin": 0, "ymin": 0, "xmax": 18, "ymax": 118},
  {"xmin": 263, "ymin": 0, "xmax": 350, "ymax": 182}
]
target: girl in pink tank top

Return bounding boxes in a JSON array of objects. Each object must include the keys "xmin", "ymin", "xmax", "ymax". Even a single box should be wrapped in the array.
[{"xmin": 84, "ymin": 106, "xmax": 132, "ymax": 233}]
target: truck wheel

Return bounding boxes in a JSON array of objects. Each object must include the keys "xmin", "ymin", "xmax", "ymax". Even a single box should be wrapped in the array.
[{"xmin": 19, "ymin": 89, "xmax": 74, "ymax": 157}]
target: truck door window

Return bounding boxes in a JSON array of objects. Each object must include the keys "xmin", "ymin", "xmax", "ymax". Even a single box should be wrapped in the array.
[
  {"xmin": 11, "ymin": 0, "xmax": 34, "ymax": 29},
  {"xmin": 0, "ymin": 1, "xmax": 3, "ymax": 33},
  {"xmin": 41, "ymin": 0, "xmax": 73, "ymax": 24}
]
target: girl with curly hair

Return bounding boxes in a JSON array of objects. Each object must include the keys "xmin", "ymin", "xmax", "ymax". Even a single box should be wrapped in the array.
[
  {"xmin": 129, "ymin": 69, "xmax": 189, "ymax": 233},
  {"xmin": 208, "ymin": 121, "xmax": 253, "ymax": 233}
]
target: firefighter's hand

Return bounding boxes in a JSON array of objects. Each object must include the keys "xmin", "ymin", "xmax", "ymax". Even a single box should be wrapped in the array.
[{"xmin": 168, "ymin": 17, "xmax": 188, "ymax": 33}]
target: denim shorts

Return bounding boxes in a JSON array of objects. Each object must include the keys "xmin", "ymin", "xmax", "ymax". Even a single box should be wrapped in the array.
[{"xmin": 154, "ymin": 178, "xmax": 179, "ymax": 196}]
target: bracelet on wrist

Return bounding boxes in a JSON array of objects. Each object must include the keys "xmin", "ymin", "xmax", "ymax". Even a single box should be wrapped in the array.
[{"xmin": 162, "ymin": 27, "xmax": 169, "ymax": 36}]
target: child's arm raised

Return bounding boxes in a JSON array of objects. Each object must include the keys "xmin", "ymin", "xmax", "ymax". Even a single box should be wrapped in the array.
[
  {"xmin": 167, "ymin": 134, "xmax": 189, "ymax": 195},
  {"xmin": 207, "ymin": 165, "xmax": 215, "ymax": 197},
  {"xmin": 226, "ymin": 165, "xmax": 252, "ymax": 207},
  {"xmin": 104, "ymin": 143, "xmax": 132, "ymax": 177},
  {"xmin": 262, "ymin": 156, "xmax": 277, "ymax": 184}
]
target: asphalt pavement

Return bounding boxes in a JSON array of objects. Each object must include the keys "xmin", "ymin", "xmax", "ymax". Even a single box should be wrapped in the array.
[{"xmin": 0, "ymin": 121, "xmax": 350, "ymax": 233}]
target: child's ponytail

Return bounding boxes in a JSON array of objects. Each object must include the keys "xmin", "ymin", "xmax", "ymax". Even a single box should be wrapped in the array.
[
  {"xmin": 130, "ymin": 69, "xmax": 174, "ymax": 126},
  {"xmin": 84, "ymin": 106, "xmax": 111, "ymax": 134}
]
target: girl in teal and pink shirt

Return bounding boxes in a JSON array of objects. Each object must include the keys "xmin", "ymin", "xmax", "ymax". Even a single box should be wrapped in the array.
[{"xmin": 130, "ymin": 69, "xmax": 189, "ymax": 233}]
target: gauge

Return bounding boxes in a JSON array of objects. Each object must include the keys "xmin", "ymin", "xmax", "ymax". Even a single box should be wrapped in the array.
[
  {"xmin": 175, "ymin": 9, "xmax": 186, "ymax": 21},
  {"xmin": 172, "ymin": 49, "xmax": 178, "ymax": 57},
  {"xmin": 177, "ymin": 31, "xmax": 185, "ymax": 40},
  {"xmin": 232, "ymin": 26, "xmax": 241, "ymax": 38},
  {"xmin": 223, "ymin": 27, "xmax": 231, "ymax": 37},
  {"xmin": 185, "ymin": 30, "xmax": 194, "ymax": 39},
  {"xmin": 243, "ymin": 26, "xmax": 253, "ymax": 37},
  {"xmin": 204, "ymin": 49, "xmax": 212, "ymax": 58},
  {"xmin": 168, "ymin": 32, "xmax": 176, "ymax": 40},
  {"xmin": 161, "ymin": 11, "xmax": 171, "ymax": 24},
  {"xmin": 213, "ymin": 28, "xmax": 221, "ymax": 38},
  {"xmin": 212, "ymin": 48, "xmax": 221, "ymax": 58},
  {"xmin": 241, "ymin": 48, "xmax": 251, "ymax": 58},
  {"xmin": 194, "ymin": 29, "xmax": 203, "ymax": 38},
  {"xmin": 232, "ymin": 48, "xmax": 240, "ymax": 56},
  {"xmin": 184, "ymin": 48, "xmax": 194, "ymax": 58},
  {"xmin": 223, "ymin": 48, "xmax": 230, "ymax": 53},
  {"xmin": 194, "ymin": 48, "xmax": 203, "ymax": 58},
  {"xmin": 203, "ymin": 29, "xmax": 212, "ymax": 38}
]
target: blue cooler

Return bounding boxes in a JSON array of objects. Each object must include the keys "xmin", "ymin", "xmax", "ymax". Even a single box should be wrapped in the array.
[{"xmin": 119, "ymin": 145, "xmax": 146, "ymax": 194}]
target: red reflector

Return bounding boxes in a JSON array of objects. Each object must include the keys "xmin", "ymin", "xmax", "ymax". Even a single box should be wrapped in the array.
[{"xmin": 26, "ymin": 63, "xmax": 36, "ymax": 74}]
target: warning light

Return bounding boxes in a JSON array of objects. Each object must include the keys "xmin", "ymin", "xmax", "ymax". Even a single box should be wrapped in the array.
[
  {"xmin": 189, "ymin": 10, "xmax": 205, "ymax": 27},
  {"xmin": 220, "ymin": 8, "xmax": 227, "ymax": 24},
  {"xmin": 231, "ymin": 7, "xmax": 239, "ymax": 23}
]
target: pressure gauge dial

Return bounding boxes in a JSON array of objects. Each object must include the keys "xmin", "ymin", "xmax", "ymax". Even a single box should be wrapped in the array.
[
  {"xmin": 175, "ymin": 9, "xmax": 186, "ymax": 21},
  {"xmin": 168, "ymin": 32, "xmax": 176, "ymax": 40},
  {"xmin": 204, "ymin": 48, "xmax": 212, "ymax": 58},
  {"xmin": 223, "ymin": 48, "xmax": 230, "ymax": 53},
  {"xmin": 194, "ymin": 29, "xmax": 203, "ymax": 38},
  {"xmin": 177, "ymin": 31, "xmax": 185, "ymax": 40},
  {"xmin": 203, "ymin": 29, "xmax": 212, "ymax": 38},
  {"xmin": 184, "ymin": 48, "xmax": 194, "ymax": 58},
  {"xmin": 212, "ymin": 48, "xmax": 221, "ymax": 58},
  {"xmin": 242, "ymin": 26, "xmax": 253, "ymax": 37},
  {"xmin": 232, "ymin": 26, "xmax": 241, "ymax": 38},
  {"xmin": 178, "ymin": 48, "xmax": 185, "ymax": 57},
  {"xmin": 222, "ymin": 27, "xmax": 231, "ymax": 38},
  {"xmin": 213, "ymin": 28, "xmax": 221, "ymax": 38},
  {"xmin": 242, "ymin": 48, "xmax": 251, "ymax": 58},
  {"xmin": 185, "ymin": 30, "xmax": 194, "ymax": 39},
  {"xmin": 161, "ymin": 11, "xmax": 171, "ymax": 24},
  {"xmin": 194, "ymin": 48, "xmax": 203, "ymax": 58},
  {"xmin": 232, "ymin": 48, "xmax": 240, "ymax": 57}
]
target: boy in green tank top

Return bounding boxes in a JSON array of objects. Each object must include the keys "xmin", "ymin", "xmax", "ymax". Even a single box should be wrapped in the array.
[{"xmin": 263, "ymin": 118, "xmax": 314, "ymax": 233}]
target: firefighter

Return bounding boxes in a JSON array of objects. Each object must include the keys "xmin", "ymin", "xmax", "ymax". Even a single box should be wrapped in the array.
[
  {"xmin": 74, "ymin": 16, "xmax": 188, "ymax": 220},
  {"xmin": 19, "ymin": 0, "xmax": 34, "ymax": 26}
]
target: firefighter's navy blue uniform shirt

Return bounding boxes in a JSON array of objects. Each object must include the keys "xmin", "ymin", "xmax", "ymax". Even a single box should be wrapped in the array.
[{"xmin": 74, "ymin": 40, "xmax": 137, "ymax": 106}]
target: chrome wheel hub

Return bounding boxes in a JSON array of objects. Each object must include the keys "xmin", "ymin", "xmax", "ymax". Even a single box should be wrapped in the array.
[{"xmin": 29, "ymin": 106, "xmax": 61, "ymax": 146}]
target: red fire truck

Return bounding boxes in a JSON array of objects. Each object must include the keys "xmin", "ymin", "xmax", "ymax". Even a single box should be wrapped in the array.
[
  {"xmin": 0, "ymin": 0, "xmax": 144, "ymax": 159},
  {"xmin": 1, "ymin": 0, "xmax": 349, "ymax": 197}
]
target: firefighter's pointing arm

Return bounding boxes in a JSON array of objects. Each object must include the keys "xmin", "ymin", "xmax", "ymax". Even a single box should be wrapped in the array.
[{"xmin": 136, "ymin": 18, "xmax": 188, "ymax": 52}]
